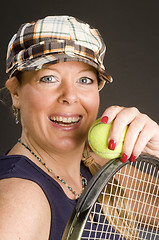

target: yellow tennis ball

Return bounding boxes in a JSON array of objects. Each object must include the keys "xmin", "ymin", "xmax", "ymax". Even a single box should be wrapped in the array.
[{"xmin": 88, "ymin": 118, "xmax": 128, "ymax": 159}]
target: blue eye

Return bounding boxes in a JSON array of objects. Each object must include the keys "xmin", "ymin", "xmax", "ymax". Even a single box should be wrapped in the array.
[
  {"xmin": 40, "ymin": 75, "xmax": 56, "ymax": 83},
  {"xmin": 79, "ymin": 77, "xmax": 93, "ymax": 84}
]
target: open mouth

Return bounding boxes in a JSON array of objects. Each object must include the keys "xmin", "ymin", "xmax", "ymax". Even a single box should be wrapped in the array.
[{"xmin": 49, "ymin": 115, "xmax": 82, "ymax": 126}]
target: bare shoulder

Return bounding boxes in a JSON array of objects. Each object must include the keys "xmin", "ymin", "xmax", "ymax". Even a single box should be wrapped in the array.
[{"xmin": 0, "ymin": 178, "xmax": 51, "ymax": 240}]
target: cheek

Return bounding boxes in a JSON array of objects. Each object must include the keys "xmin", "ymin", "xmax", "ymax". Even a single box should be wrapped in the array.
[
  {"xmin": 20, "ymin": 87, "xmax": 52, "ymax": 111},
  {"xmin": 83, "ymin": 91, "xmax": 100, "ymax": 118},
  {"xmin": 19, "ymin": 87, "xmax": 54, "ymax": 126}
]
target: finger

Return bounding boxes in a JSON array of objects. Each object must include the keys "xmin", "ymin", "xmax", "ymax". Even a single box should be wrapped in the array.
[
  {"xmin": 122, "ymin": 115, "xmax": 158, "ymax": 162},
  {"xmin": 121, "ymin": 118, "xmax": 145, "ymax": 161},
  {"xmin": 101, "ymin": 106, "xmax": 124, "ymax": 124},
  {"xmin": 132, "ymin": 120, "xmax": 158, "ymax": 158},
  {"xmin": 106, "ymin": 107, "xmax": 140, "ymax": 146}
]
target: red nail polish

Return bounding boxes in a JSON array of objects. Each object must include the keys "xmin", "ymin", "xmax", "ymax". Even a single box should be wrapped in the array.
[
  {"xmin": 130, "ymin": 155, "xmax": 136, "ymax": 162},
  {"xmin": 120, "ymin": 153, "xmax": 128, "ymax": 163},
  {"xmin": 101, "ymin": 116, "xmax": 109, "ymax": 124},
  {"xmin": 108, "ymin": 140, "xmax": 116, "ymax": 151},
  {"xmin": 88, "ymin": 144, "xmax": 93, "ymax": 151}
]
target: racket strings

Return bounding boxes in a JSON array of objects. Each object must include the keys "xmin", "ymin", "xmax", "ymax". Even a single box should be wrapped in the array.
[{"xmin": 82, "ymin": 160, "xmax": 159, "ymax": 240}]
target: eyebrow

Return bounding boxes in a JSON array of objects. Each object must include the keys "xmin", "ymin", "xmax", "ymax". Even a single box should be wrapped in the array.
[
  {"xmin": 42, "ymin": 66, "xmax": 97, "ymax": 74},
  {"xmin": 78, "ymin": 68, "xmax": 97, "ymax": 74}
]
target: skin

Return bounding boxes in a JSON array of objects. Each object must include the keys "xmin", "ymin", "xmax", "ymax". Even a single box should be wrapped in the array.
[
  {"xmin": 102, "ymin": 106, "xmax": 159, "ymax": 160},
  {"xmin": 0, "ymin": 62, "xmax": 100, "ymax": 239},
  {"xmin": 1, "ymin": 61, "xmax": 159, "ymax": 239},
  {"xmin": 92, "ymin": 107, "xmax": 159, "ymax": 166}
]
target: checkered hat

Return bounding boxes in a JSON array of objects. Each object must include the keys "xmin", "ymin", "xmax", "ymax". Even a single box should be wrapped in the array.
[{"xmin": 6, "ymin": 15, "xmax": 113, "ymax": 90}]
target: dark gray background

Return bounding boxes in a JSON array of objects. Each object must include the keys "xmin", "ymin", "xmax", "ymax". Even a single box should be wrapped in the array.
[{"xmin": 0, "ymin": 0, "xmax": 159, "ymax": 154}]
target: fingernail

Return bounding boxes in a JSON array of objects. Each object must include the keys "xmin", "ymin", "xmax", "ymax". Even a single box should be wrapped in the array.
[
  {"xmin": 108, "ymin": 140, "xmax": 116, "ymax": 150},
  {"xmin": 120, "ymin": 153, "xmax": 128, "ymax": 163},
  {"xmin": 130, "ymin": 154, "xmax": 136, "ymax": 162},
  {"xmin": 88, "ymin": 144, "xmax": 93, "ymax": 151},
  {"xmin": 101, "ymin": 116, "xmax": 109, "ymax": 124}
]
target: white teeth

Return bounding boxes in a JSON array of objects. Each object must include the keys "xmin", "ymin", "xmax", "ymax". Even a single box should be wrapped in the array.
[
  {"xmin": 59, "ymin": 116, "xmax": 63, "ymax": 122},
  {"xmin": 63, "ymin": 117, "xmax": 68, "ymax": 123},
  {"xmin": 50, "ymin": 116, "xmax": 80, "ymax": 124}
]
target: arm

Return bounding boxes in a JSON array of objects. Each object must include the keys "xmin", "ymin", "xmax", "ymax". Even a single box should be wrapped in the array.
[
  {"xmin": 90, "ymin": 153, "xmax": 159, "ymax": 227},
  {"xmin": 118, "ymin": 162, "xmax": 159, "ymax": 227},
  {"xmin": 0, "ymin": 178, "xmax": 51, "ymax": 240}
]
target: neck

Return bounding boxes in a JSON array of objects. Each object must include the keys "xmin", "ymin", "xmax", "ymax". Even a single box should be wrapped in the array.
[
  {"xmin": 17, "ymin": 134, "xmax": 85, "ymax": 177},
  {"xmin": 16, "ymin": 138, "xmax": 87, "ymax": 199}
]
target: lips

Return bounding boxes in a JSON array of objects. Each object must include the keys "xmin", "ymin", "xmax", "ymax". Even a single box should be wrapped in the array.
[{"xmin": 49, "ymin": 115, "xmax": 82, "ymax": 127}]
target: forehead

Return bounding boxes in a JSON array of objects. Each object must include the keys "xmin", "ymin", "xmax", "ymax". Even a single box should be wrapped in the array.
[
  {"xmin": 43, "ymin": 61, "xmax": 97, "ymax": 73},
  {"xmin": 17, "ymin": 61, "xmax": 98, "ymax": 84}
]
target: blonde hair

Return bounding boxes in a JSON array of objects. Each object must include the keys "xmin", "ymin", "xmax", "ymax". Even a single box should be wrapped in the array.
[{"xmin": 82, "ymin": 143, "xmax": 140, "ymax": 240}]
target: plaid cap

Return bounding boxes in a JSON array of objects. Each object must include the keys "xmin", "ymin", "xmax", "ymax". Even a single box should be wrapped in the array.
[{"xmin": 6, "ymin": 15, "xmax": 113, "ymax": 90}]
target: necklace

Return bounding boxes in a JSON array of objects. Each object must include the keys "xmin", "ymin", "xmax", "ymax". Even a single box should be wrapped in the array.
[{"xmin": 18, "ymin": 139, "xmax": 87, "ymax": 198}]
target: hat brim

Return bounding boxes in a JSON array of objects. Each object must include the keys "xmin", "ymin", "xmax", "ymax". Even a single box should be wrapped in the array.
[{"xmin": 10, "ymin": 53, "xmax": 113, "ymax": 91}]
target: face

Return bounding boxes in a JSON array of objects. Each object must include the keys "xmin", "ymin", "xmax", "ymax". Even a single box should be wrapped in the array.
[{"xmin": 12, "ymin": 62, "xmax": 100, "ymax": 153}]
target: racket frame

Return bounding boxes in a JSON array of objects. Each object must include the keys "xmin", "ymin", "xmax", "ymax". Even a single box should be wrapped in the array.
[{"xmin": 62, "ymin": 154, "xmax": 159, "ymax": 240}]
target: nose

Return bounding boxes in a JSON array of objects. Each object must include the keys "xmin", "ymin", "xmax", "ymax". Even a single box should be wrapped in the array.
[{"xmin": 57, "ymin": 81, "xmax": 79, "ymax": 105}]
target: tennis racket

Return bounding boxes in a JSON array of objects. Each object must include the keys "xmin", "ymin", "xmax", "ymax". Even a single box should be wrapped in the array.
[{"xmin": 62, "ymin": 154, "xmax": 159, "ymax": 240}]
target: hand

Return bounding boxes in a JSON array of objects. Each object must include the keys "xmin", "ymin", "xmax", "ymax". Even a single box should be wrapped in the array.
[{"xmin": 101, "ymin": 106, "xmax": 159, "ymax": 163}]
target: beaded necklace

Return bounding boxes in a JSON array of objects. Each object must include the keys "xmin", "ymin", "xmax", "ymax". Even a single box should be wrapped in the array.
[{"xmin": 18, "ymin": 139, "xmax": 87, "ymax": 198}]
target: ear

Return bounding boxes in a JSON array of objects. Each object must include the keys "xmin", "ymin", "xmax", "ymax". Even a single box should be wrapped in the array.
[{"xmin": 6, "ymin": 77, "xmax": 21, "ymax": 109}]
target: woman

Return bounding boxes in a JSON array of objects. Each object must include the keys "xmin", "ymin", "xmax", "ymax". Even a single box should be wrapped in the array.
[{"xmin": 0, "ymin": 15, "xmax": 159, "ymax": 240}]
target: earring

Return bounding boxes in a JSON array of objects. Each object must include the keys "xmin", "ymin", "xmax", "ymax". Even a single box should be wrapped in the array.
[{"xmin": 12, "ymin": 105, "xmax": 20, "ymax": 124}]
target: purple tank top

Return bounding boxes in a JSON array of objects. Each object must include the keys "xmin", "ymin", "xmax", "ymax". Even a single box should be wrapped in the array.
[{"xmin": 0, "ymin": 154, "xmax": 121, "ymax": 239}]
